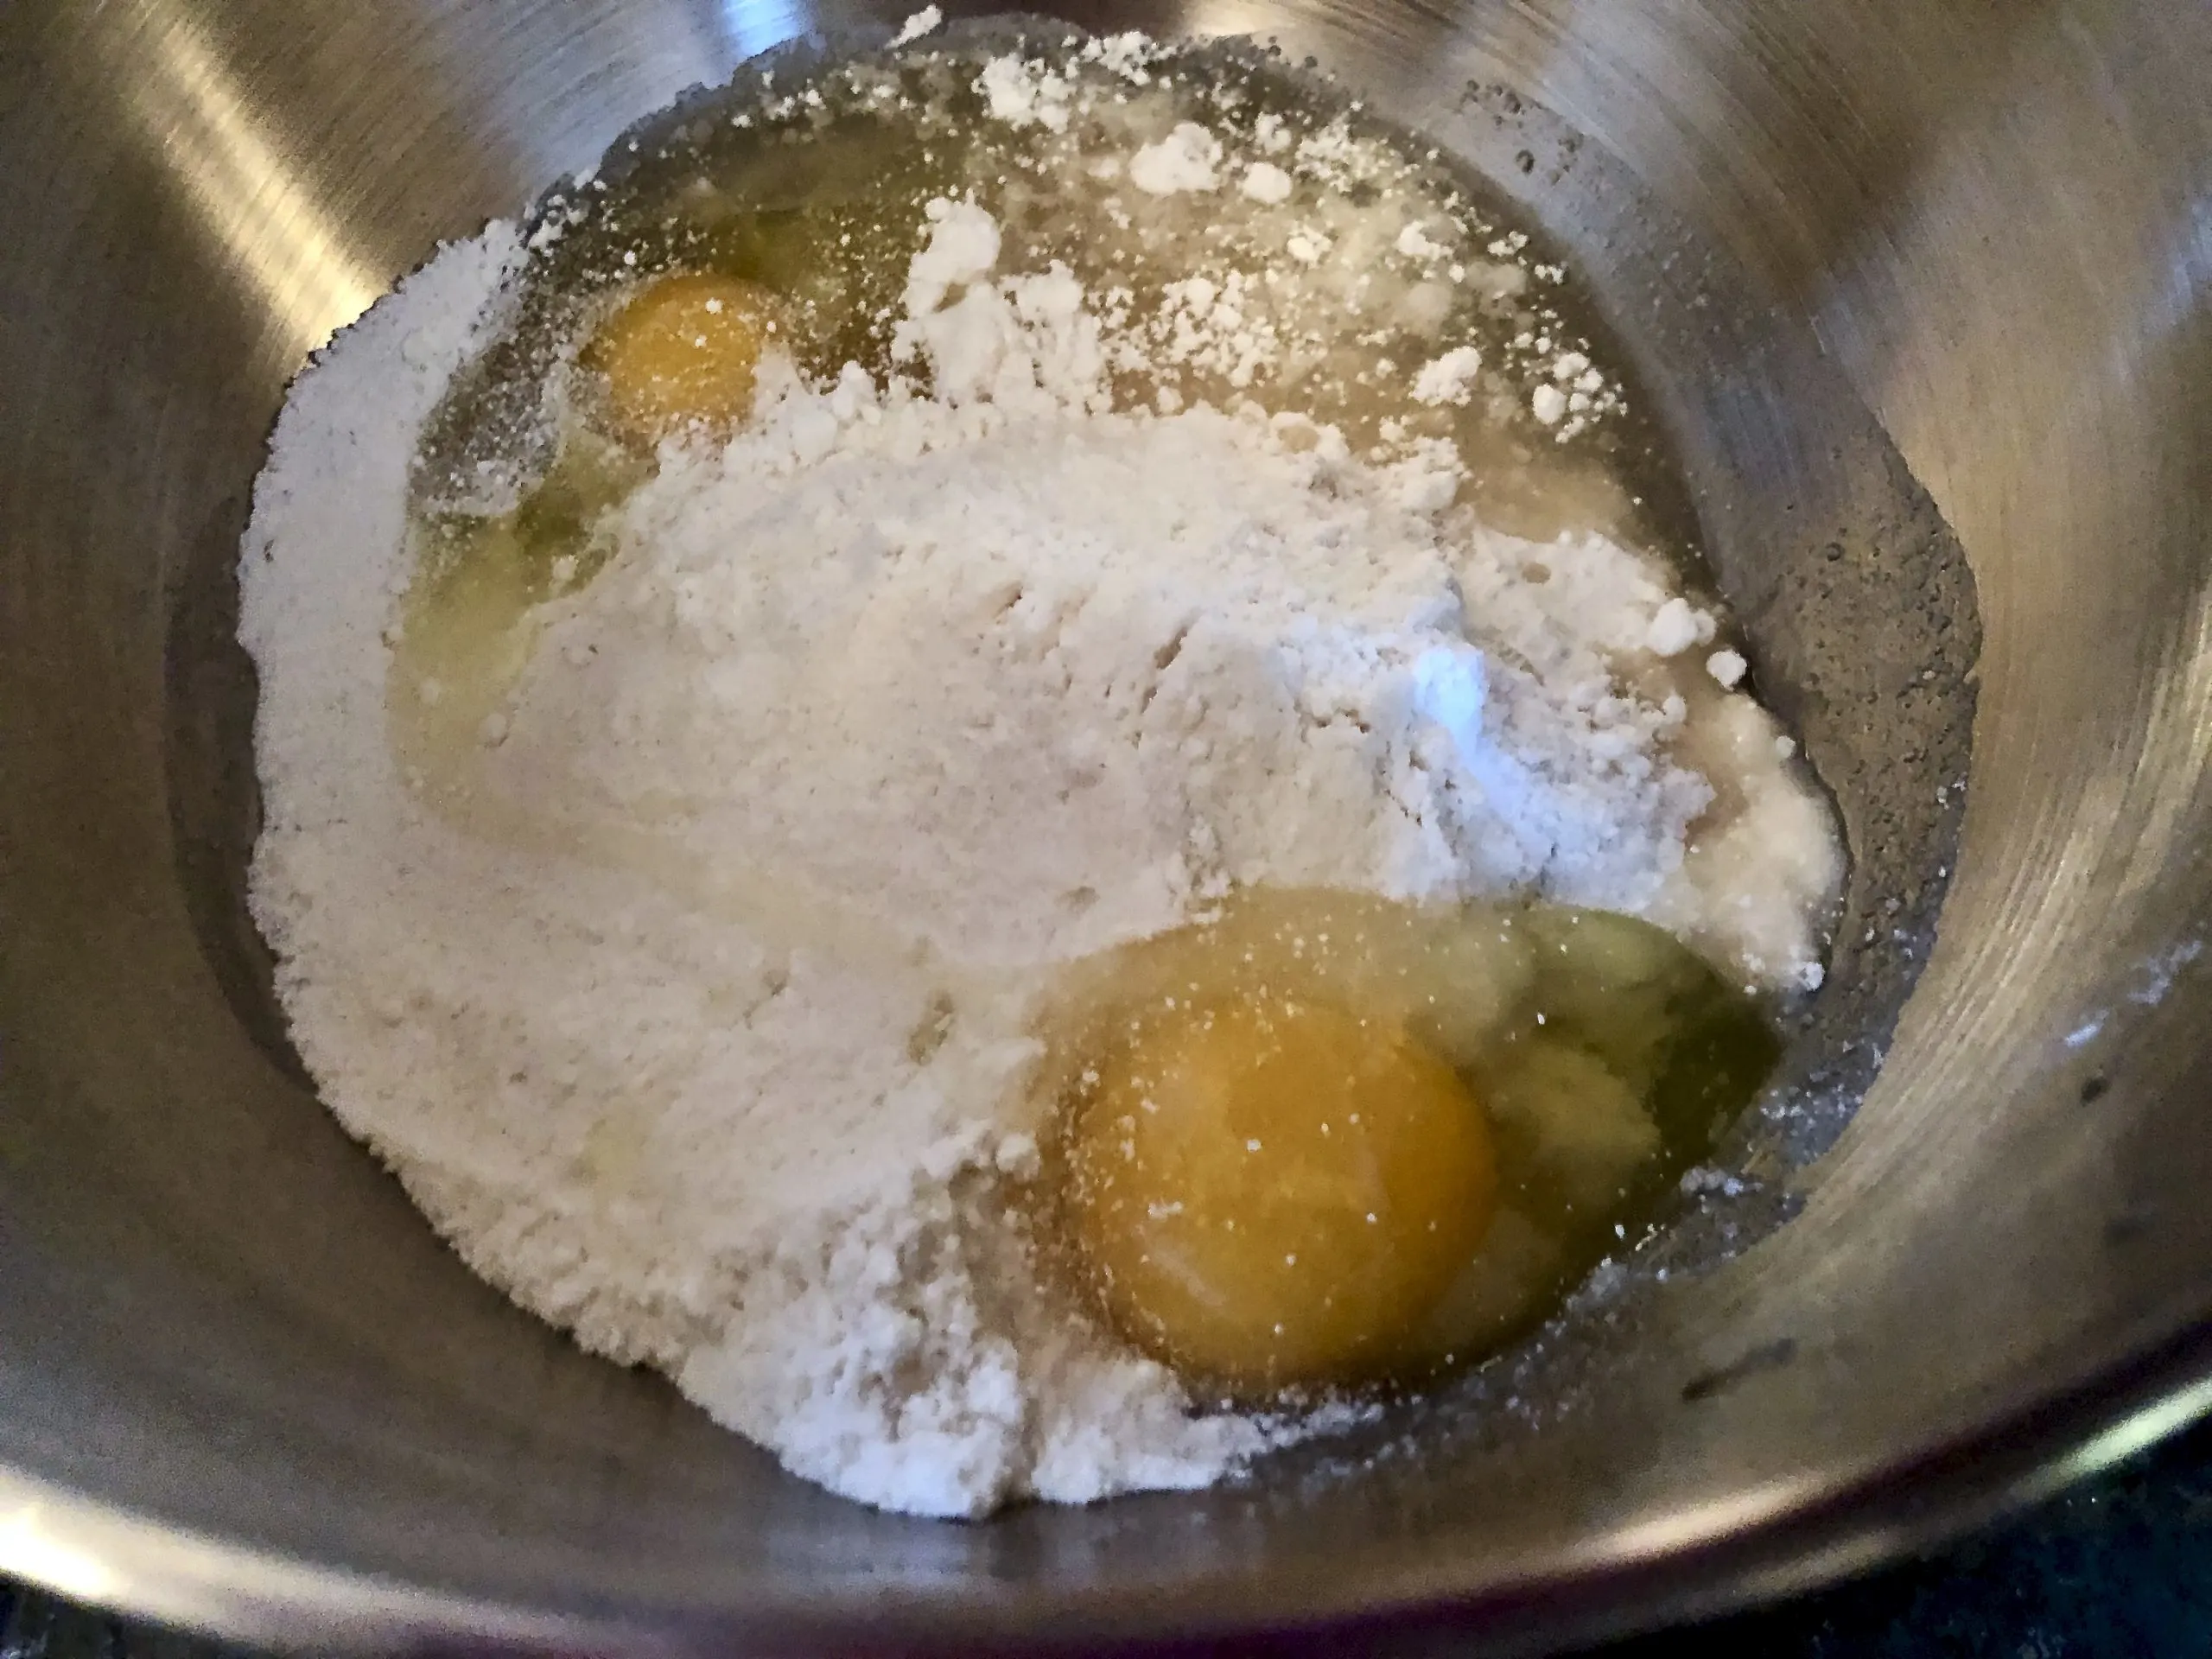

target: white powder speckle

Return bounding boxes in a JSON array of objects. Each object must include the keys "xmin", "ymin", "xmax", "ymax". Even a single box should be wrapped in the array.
[
  {"xmin": 900, "ymin": 195, "xmax": 1001, "ymax": 316},
  {"xmin": 1395, "ymin": 221, "xmax": 1446, "ymax": 261},
  {"xmin": 1411, "ymin": 346, "xmax": 1483, "ymax": 407},
  {"xmin": 1080, "ymin": 32, "xmax": 1158, "ymax": 82},
  {"xmin": 1240, "ymin": 161, "xmax": 1293, "ymax": 205},
  {"xmin": 1129, "ymin": 123, "xmax": 1224, "ymax": 195},
  {"xmin": 977, "ymin": 55, "xmax": 1073, "ymax": 133},
  {"xmin": 889, "ymin": 5, "xmax": 941, "ymax": 47},
  {"xmin": 1707, "ymin": 649, "xmax": 1748, "ymax": 689},
  {"xmin": 1645, "ymin": 596, "xmax": 1718, "ymax": 658},
  {"xmin": 1530, "ymin": 383, "xmax": 1567, "ymax": 425}
]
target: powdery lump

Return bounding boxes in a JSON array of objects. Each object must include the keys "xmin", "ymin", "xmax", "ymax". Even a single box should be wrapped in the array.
[{"xmin": 239, "ymin": 200, "xmax": 1841, "ymax": 1518}]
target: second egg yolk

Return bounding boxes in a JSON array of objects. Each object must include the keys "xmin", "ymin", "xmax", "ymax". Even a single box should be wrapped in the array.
[
  {"xmin": 586, "ymin": 271, "xmax": 780, "ymax": 447},
  {"xmin": 1061, "ymin": 994, "xmax": 1499, "ymax": 1397}
]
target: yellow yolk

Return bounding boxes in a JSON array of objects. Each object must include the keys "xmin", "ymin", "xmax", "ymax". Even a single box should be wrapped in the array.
[
  {"xmin": 1061, "ymin": 993, "xmax": 1499, "ymax": 1396},
  {"xmin": 586, "ymin": 271, "xmax": 779, "ymax": 445}
]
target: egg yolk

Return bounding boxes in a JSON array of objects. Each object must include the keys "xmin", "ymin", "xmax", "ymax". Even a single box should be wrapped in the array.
[
  {"xmin": 1061, "ymin": 993, "xmax": 1499, "ymax": 1396},
  {"xmin": 586, "ymin": 271, "xmax": 779, "ymax": 446}
]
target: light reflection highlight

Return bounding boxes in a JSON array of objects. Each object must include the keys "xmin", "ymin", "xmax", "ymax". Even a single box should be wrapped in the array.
[
  {"xmin": 0, "ymin": 1503, "xmax": 120, "ymax": 1606},
  {"xmin": 103, "ymin": 0, "xmax": 382, "ymax": 350},
  {"xmin": 2049, "ymin": 1368, "xmax": 2212, "ymax": 1486},
  {"xmin": 714, "ymin": 0, "xmax": 810, "ymax": 67}
]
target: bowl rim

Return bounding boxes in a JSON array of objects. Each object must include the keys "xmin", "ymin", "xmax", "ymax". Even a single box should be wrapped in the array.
[{"xmin": 4, "ymin": 1319, "xmax": 2209, "ymax": 1654}]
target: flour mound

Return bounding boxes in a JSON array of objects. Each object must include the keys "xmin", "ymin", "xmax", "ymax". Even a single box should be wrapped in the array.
[{"xmin": 240, "ymin": 189, "xmax": 1839, "ymax": 1517}]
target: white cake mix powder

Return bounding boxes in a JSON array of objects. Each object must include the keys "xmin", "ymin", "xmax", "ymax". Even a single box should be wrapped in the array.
[{"xmin": 240, "ymin": 48, "xmax": 1841, "ymax": 1519}]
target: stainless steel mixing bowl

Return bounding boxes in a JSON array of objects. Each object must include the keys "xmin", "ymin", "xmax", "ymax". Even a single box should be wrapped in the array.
[{"xmin": 1, "ymin": 0, "xmax": 2207, "ymax": 1652}]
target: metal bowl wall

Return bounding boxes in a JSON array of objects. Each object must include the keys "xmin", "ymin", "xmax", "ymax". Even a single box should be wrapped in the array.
[{"xmin": 0, "ymin": 0, "xmax": 2207, "ymax": 1653}]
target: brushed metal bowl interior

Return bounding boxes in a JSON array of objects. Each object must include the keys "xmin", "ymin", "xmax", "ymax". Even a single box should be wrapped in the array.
[{"xmin": 1, "ymin": 0, "xmax": 2208, "ymax": 1653}]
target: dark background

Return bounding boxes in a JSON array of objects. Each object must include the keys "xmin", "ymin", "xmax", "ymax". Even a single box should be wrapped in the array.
[{"xmin": 4, "ymin": 1419, "xmax": 2208, "ymax": 1657}]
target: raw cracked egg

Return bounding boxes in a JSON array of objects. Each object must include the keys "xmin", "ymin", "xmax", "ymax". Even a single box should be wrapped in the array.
[
  {"xmin": 1041, "ymin": 888, "xmax": 1777, "ymax": 1403},
  {"xmin": 585, "ymin": 271, "xmax": 782, "ymax": 446},
  {"xmin": 1063, "ymin": 989, "xmax": 1499, "ymax": 1394}
]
